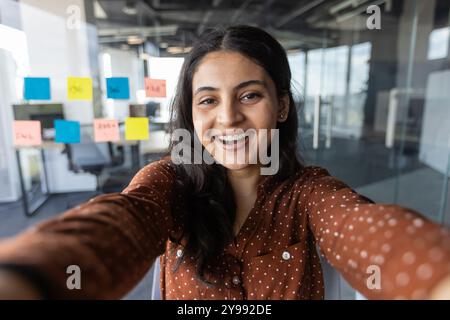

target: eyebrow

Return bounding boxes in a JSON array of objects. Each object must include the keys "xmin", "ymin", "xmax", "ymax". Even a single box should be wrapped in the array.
[{"xmin": 193, "ymin": 80, "xmax": 267, "ymax": 96}]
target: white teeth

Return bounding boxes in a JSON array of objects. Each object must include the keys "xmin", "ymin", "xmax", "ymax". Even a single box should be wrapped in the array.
[{"xmin": 217, "ymin": 133, "xmax": 246, "ymax": 143}]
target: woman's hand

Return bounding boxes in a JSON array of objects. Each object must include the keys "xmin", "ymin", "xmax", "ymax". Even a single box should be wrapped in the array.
[
  {"xmin": 0, "ymin": 269, "xmax": 43, "ymax": 300},
  {"xmin": 429, "ymin": 275, "xmax": 450, "ymax": 300}
]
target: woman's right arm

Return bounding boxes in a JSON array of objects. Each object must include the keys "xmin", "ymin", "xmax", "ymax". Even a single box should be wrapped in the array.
[{"xmin": 0, "ymin": 159, "xmax": 179, "ymax": 299}]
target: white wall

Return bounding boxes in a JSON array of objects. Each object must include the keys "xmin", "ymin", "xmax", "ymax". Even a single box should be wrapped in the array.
[
  {"xmin": 99, "ymin": 47, "xmax": 143, "ymax": 121},
  {"xmin": 147, "ymin": 57, "xmax": 184, "ymax": 120},
  {"xmin": 20, "ymin": 0, "xmax": 95, "ymax": 123},
  {"xmin": 0, "ymin": 49, "xmax": 22, "ymax": 201}
]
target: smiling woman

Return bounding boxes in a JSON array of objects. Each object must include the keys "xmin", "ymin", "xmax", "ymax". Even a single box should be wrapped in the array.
[
  {"xmin": 168, "ymin": 25, "xmax": 302, "ymax": 284},
  {"xmin": 0, "ymin": 25, "xmax": 450, "ymax": 300}
]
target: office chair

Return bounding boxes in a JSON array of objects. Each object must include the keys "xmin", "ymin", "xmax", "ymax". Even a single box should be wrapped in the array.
[
  {"xmin": 62, "ymin": 130, "xmax": 127, "ymax": 208},
  {"xmin": 65, "ymin": 141, "xmax": 111, "ymax": 190}
]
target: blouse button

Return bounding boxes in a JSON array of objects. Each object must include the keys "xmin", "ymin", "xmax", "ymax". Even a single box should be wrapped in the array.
[
  {"xmin": 176, "ymin": 249, "xmax": 183, "ymax": 258},
  {"xmin": 232, "ymin": 275, "xmax": 241, "ymax": 286},
  {"xmin": 282, "ymin": 251, "xmax": 291, "ymax": 260}
]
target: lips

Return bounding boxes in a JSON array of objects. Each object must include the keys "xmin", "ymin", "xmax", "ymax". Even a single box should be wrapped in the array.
[
  {"xmin": 213, "ymin": 132, "xmax": 249, "ymax": 151},
  {"xmin": 216, "ymin": 133, "xmax": 246, "ymax": 144}
]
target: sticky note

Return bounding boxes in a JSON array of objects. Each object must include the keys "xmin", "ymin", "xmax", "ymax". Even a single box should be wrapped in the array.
[
  {"xmin": 24, "ymin": 77, "xmax": 51, "ymax": 100},
  {"xmin": 94, "ymin": 119, "xmax": 119, "ymax": 142},
  {"xmin": 67, "ymin": 77, "xmax": 93, "ymax": 100},
  {"xmin": 54, "ymin": 120, "xmax": 80, "ymax": 143},
  {"xmin": 106, "ymin": 77, "xmax": 130, "ymax": 99},
  {"xmin": 145, "ymin": 78, "xmax": 166, "ymax": 97},
  {"xmin": 125, "ymin": 117, "xmax": 149, "ymax": 140},
  {"xmin": 13, "ymin": 121, "xmax": 42, "ymax": 146}
]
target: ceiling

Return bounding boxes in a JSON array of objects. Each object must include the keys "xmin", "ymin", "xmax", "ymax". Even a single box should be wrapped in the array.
[{"xmin": 93, "ymin": 0, "xmax": 398, "ymax": 55}]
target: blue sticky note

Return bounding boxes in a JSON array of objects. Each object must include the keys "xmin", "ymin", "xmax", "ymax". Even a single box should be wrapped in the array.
[
  {"xmin": 106, "ymin": 77, "xmax": 130, "ymax": 99},
  {"xmin": 24, "ymin": 77, "xmax": 51, "ymax": 100},
  {"xmin": 54, "ymin": 120, "xmax": 80, "ymax": 143}
]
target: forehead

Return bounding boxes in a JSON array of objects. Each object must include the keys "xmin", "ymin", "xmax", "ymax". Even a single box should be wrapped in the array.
[{"xmin": 192, "ymin": 51, "xmax": 269, "ymax": 88}]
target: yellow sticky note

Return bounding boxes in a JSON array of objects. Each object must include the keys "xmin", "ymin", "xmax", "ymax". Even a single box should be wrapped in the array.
[
  {"xmin": 125, "ymin": 117, "xmax": 149, "ymax": 140},
  {"xmin": 67, "ymin": 77, "xmax": 93, "ymax": 100}
]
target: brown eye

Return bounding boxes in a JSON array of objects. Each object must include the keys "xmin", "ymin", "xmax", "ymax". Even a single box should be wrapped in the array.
[
  {"xmin": 241, "ymin": 92, "xmax": 262, "ymax": 102},
  {"xmin": 199, "ymin": 98, "xmax": 216, "ymax": 106}
]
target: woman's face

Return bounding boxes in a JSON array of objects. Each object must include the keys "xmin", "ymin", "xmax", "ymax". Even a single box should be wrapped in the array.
[{"xmin": 191, "ymin": 50, "xmax": 288, "ymax": 171}]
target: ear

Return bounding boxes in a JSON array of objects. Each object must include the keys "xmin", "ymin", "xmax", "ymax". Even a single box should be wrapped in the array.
[{"xmin": 277, "ymin": 94, "xmax": 290, "ymax": 123}]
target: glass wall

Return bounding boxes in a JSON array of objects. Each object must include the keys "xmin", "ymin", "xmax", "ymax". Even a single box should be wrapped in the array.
[
  {"xmin": 288, "ymin": 0, "xmax": 450, "ymax": 227},
  {"xmin": 286, "ymin": 0, "xmax": 450, "ymax": 299}
]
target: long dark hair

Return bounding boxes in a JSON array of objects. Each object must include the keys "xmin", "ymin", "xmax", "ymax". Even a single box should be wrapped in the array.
[{"xmin": 169, "ymin": 25, "xmax": 303, "ymax": 281}]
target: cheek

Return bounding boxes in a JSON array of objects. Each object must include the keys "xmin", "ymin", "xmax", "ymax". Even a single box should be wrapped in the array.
[
  {"xmin": 192, "ymin": 109, "xmax": 214, "ymax": 142},
  {"xmin": 192, "ymin": 107, "xmax": 213, "ymax": 123},
  {"xmin": 247, "ymin": 102, "xmax": 278, "ymax": 129}
]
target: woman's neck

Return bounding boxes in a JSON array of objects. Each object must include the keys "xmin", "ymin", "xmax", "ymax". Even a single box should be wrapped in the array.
[
  {"xmin": 227, "ymin": 165, "xmax": 261, "ymax": 198},
  {"xmin": 227, "ymin": 165, "xmax": 261, "ymax": 236}
]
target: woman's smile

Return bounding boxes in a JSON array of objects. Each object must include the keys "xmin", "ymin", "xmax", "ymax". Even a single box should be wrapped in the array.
[{"xmin": 213, "ymin": 132, "xmax": 249, "ymax": 151}]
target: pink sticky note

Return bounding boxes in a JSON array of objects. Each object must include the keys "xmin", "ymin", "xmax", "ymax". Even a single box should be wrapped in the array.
[
  {"xmin": 145, "ymin": 78, "xmax": 166, "ymax": 97},
  {"xmin": 94, "ymin": 119, "xmax": 119, "ymax": 142},
  {"xmin": 13, "ymin": 121, "xmax": 42, "ymax": 146}
]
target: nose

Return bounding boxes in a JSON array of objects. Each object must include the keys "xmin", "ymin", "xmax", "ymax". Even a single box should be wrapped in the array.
[{"xmin": 216, "ymin": 98, "xmax": 244, "ymax": 127}]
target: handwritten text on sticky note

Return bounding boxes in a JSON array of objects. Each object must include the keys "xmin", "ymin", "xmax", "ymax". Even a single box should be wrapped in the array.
[
  {"xmin": 145, "ymin": 78, "xmax": 166, "ymax": 98},
  {"xmin": 13, "ymin": 121, "xmax": 42, "ymax": 146},
  {"xmin": 94, "ymin": 119, "xmax": 120, "ymax": 142},
  {"xmin": 125, "ymin": 117, "xmax": 149, "ymax": 140},
  {"xmin": 67, "ymin": 77, "xmax": 93, "ymax": 100},
  {"xmin": 106, "ymin": 77, "xmax": 130, "ymax": 99}
]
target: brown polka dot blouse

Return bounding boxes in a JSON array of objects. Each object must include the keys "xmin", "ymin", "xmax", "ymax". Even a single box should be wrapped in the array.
[{"xmin": 0, "ymin": 159, "xmax": 450, "ymax": 299}]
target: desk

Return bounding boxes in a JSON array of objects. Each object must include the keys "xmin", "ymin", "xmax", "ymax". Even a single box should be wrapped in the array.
[{"xmin": 14, "ymin": 142, "xmax": 63, "ymax": 216}]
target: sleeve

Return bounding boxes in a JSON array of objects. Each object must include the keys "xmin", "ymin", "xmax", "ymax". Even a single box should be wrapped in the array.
[
  {"xmin": 304, "ymin": 166, "xmax": 450, "ymax": 299},
  {"xmin": 0, "ymin": 159, "xmax": 179, "ymax": 299}
]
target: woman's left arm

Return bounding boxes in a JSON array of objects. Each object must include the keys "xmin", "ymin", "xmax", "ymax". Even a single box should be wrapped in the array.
[{"xmin": 304, "ymin": 166, "xmax": 450, "ymax": 299}]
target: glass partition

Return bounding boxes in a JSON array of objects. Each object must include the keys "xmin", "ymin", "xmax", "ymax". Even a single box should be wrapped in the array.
[{"xmin": 287, "ymin": 0, "xmax": 450, "ymax": 299}]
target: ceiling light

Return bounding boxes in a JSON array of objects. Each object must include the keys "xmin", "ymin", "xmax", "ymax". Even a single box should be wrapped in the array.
[
  {"xmin": 94, "ymin": 0, "xmax": 107, "ymax": 19},
  {"xmin": 123, "ymin": 1, "xmax": 137, "ymax": 15},
  {"xmin": 127, "ymin": 36, "xmax": 143, "ymax": 45},
  {"xmin": 166, "ymin": 47, "xmax": 192, "ymax": 54},
  {"xmin": 167, "ymin": 46, "xmax": 184, "ymax": 54}
]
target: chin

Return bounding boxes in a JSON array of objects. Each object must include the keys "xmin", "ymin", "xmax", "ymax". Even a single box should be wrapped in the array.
[{"xmin": 218, "ymin": 161, "xmax": 252, "ymax": 171}]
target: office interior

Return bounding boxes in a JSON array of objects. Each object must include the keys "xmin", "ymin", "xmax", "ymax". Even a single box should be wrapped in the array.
[{"xmin": 0, "ymin": 0, "xmax": 450, "ymax": 299}]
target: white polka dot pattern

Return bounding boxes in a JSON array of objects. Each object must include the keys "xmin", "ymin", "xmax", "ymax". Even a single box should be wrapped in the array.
[{"xmin": 0, "ymin": 160, "xmax": 449, "ymax": 300}]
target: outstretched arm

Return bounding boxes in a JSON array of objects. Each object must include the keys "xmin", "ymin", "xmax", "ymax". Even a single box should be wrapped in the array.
[
  {"xmin": 305, "ymin": 166, "xmax": 450, "ymax": 299},
  {"xmin": 0, "ymin": 159, "xmax": 179, "ymax": 299}
]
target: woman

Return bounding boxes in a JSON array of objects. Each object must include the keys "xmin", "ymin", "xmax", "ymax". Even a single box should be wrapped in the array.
[{"xmin": 1, "ymin": 25, "xmax": 450, "ymax": 300}]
